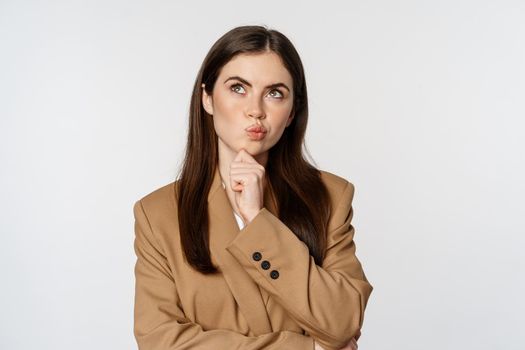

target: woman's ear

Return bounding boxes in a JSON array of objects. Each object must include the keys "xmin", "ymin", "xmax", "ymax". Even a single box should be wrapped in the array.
[{"xmin": 201, "ymin": 83, "xmax": 213, "ymax": 115}]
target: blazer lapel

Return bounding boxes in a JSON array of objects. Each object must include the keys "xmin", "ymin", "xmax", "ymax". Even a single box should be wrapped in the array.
[{"xmin": 207, "ymin": 165, "xmax": 277, "ymax": 335}]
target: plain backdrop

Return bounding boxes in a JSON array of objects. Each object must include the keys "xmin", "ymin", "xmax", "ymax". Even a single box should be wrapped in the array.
[{"xmin": 1, "ymin": 0, "xmax": 524, "ymax": 349}]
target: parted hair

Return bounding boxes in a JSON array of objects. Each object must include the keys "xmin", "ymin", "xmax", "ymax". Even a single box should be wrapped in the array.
[{"xmin": 176, "ymin": 24, "xmax": 332, "ymax": 274}]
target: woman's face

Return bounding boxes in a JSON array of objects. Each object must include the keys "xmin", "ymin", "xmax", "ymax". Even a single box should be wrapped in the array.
[{"xmin": 202, "ymin": 51, "xmax": 294, "ymax": 164}]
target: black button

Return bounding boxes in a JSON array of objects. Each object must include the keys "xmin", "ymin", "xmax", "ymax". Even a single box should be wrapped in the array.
[
  {"xmin": 261, "ymin": 260, "xmax": 271, "ymax": 270},
  {"xmin": 270, "ymin": 270, "xmax": 279, "ymax": 279},
  {"xmin": 252, "ymin": 252, "xmax": 262, "ymax": 261}
]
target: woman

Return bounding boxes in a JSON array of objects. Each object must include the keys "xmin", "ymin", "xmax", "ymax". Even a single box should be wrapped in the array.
[{"xmin": 133, "ymin": 25, "xmax": 373, "ymax": 350}]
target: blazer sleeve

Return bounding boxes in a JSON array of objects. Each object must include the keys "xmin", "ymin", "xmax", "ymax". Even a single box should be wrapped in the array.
[
  {"xmin": 133, "ymin": 200, "xmax": 315, "ymax": 350},
  {"xmin": 225, "ymin": 181, "xmax": 373, "ymax": 350}
]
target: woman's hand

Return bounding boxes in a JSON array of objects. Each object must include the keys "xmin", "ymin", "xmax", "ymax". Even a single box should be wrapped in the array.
[
  {"xmin": 314, "ymin": 337, "xmax": 358, "ymax": 350},
  {"xmin": 229, "ymin": 148, "xmax": 265, "ymax": 224}
]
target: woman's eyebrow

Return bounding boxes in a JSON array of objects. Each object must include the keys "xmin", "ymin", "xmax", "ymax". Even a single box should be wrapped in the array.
[{"xmin": 223, "ymin": 76, "xmax": 290, "ymax": 92}]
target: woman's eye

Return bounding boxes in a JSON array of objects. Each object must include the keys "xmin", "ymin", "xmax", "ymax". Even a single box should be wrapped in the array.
[
  {"xmin": 268, "ymin": 89, "xmax": 284, "ymax": 99},
  {"xmin": 231, "ymin": 84, "xmax": 245, "ymax": 94}
]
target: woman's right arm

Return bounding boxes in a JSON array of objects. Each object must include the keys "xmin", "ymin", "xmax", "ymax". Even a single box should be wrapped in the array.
[{"xmin": 133, "ymin": 200, "xmax": 314, "ymax": 350}]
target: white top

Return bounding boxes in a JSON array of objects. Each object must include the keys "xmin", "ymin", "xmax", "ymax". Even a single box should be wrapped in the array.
[{"xmin": 221, "ymin": 181, "xmax": 245, "ymax": 229}]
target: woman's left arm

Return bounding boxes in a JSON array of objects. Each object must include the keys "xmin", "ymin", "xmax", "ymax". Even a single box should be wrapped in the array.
[{"xmin": 225, "ymin": 181, "xmax": 373, "ymax": 350}]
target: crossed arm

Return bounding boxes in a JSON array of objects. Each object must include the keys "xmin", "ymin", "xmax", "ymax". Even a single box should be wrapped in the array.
[
  {"xmin": 133, "ymin": 181, "xmax": 372, "ymax": 349},
  {"xmin": 224, "ymin": 181, "xmax": 372, "ymax": 350}
]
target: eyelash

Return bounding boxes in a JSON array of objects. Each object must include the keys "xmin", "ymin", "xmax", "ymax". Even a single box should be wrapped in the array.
[{"xmin": 230, "ymin": 83, "xmax": 284, "ymax": 99}]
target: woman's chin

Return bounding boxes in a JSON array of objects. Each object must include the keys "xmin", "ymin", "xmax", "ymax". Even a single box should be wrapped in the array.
[{"xmin": 237, "ymin": 144, "xmax": 264, "ymax": 156}]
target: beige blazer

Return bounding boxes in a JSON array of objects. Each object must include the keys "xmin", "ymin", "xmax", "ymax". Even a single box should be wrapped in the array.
[{"xmin": 133, "ymin": 165, "xmax": 373, "ymax": 350}]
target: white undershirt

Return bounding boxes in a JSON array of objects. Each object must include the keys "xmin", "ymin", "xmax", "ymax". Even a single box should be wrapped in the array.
[{"xmin": 221, "ymin": 181, "xmax": 245, "ymax": 229}]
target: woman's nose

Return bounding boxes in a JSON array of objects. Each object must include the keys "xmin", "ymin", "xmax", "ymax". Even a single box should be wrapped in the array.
[{"xmin": 246, "ymin": 96, "xmax": 266, "ymax": 119}]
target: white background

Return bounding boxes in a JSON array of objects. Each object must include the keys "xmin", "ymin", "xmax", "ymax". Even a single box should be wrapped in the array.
[{"xmin": 1, "ymin": 0, "xmax": 524, "ymax": 349}]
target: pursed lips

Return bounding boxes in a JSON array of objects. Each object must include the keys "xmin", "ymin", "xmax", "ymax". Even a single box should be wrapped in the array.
[{"xmin": 245, "ymin": 125, "xmax": 267, "ymax": 133}]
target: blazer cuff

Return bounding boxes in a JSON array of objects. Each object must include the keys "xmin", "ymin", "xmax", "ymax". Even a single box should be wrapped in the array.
[{"xmin": 225, "ymin": 207, "xmax": 312, "ymax": 304}]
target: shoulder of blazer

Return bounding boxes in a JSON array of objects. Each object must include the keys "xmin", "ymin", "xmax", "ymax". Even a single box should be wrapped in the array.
[
  {"xmin": 319, "ymin": 169, "xmax": 355, "ymax": 205},
  {"xmin": 134, "ymin": 171, "xmax": 353, "ymax": 225},
  {"xmin": 134, "ymin": 180, "xmax": 178, "ymax": 226}
]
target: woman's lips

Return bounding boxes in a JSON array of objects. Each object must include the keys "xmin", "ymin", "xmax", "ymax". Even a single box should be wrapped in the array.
[
  {"xmin": 246, "ymin": 130, "xmax": 267, "ymax": 141},
  {"xmin": 245, "ymin": 125, "xmax": 267, "ymax": 133},
  {"xmin": 245, "ymin": 124, "xmax": 267, "ymax": 141}
]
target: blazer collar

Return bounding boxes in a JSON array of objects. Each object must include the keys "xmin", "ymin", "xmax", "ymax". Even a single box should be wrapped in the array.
[
  {"xmin": 207, "ymin": 164, "xmax": 275, "ymax": 334},
  {"xmin": 207, "ymin": 165, "xmax": 223, "ymax": 203}
]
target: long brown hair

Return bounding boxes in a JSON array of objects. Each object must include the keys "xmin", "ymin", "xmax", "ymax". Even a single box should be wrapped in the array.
[{"xmin": 176, "ymin": 25, "xmax": 331, "ymax": 274}]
